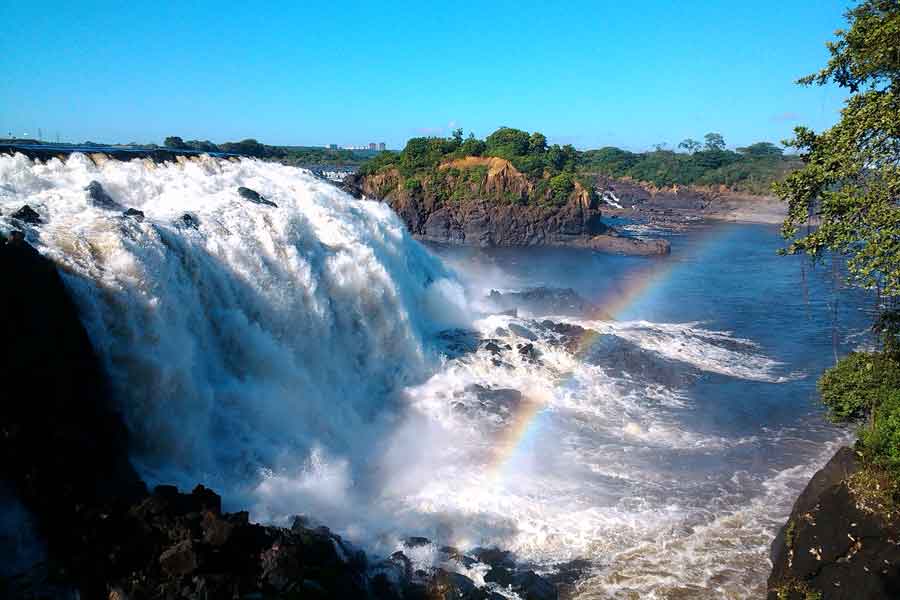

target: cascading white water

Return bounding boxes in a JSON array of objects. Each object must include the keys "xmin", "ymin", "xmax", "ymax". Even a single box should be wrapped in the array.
[
  {"xmin": 0, "ymin": 152, "xmax": 470, "ymax": 518},
  {"xmin": 0, "ymin": 152, "xmax": 853, "ymax": 598}
]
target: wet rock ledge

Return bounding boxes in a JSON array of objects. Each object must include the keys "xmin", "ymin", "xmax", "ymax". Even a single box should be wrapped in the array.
[
  {"xmin": 0, "ymin": 231, "xmax": 560, "ymax": 599},
  {"xmin": 767, "ymin": 447, "xmax": 900, "ymax": 599}
]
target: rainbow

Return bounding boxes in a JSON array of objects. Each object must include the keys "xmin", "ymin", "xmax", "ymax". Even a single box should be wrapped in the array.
[{"xmin": 484, "ymin": 224, "xmax": 742, "ymax": 479}]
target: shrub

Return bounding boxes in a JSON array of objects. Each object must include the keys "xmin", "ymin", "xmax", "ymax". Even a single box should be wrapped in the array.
[
  {"xmin": 859, "ymin": 390, "xmax": 900, "ymax": 474},
  {"xmin": 403, "ymin": 177, "xmax": 421, "ymax": 192},
  {"xmin": 818, "ymin": 352, "xmax": 900, "ymax": 422},
  {"xmin": 547, "ymin": 172, "xmax": 575, "ymax": 205}
]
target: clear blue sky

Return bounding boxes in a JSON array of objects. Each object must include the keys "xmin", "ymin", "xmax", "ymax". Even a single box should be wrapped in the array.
[{"xmin": 1, "ymin": 0, "xmax": 851, "ymax": 150}]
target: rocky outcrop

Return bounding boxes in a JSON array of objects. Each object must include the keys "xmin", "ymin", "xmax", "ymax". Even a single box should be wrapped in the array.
[
  {"xmin": 566, "ymin": 233, "xmax": 670, "ymax": 255},
  {"xmin": 344, "ymin": 162, "xmax": 670, "ymax": 255},
  {"xmin": 767, "ymin": 447, "xmax": 900, "ymax": 599},
  {"xmin": 593, "ymin": 175, "xmax": 788, "ymax": 227}
]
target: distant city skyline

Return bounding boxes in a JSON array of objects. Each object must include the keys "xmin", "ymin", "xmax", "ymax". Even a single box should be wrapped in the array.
[{"xmin": 2, "ymin": 1, "xmax": 851, "ymax": 151}]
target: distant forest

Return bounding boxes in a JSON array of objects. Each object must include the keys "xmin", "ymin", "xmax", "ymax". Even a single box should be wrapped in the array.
[
  {"xmin": 162, "ymin": 136, "xmax": 376, "ymax": 167},
  {"xmin": 360, "ymin": 128, "xmax": 800, "ymax": 196}
]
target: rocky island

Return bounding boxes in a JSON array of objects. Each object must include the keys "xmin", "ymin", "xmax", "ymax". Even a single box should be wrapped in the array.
[{"xmin": 342, "ymin": 128, "xmax": 671, "ymax": 256}]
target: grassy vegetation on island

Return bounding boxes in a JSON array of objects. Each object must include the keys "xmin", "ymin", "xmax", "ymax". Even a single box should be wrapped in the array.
[
  {"xmin": 359, "ymin": 127, "xmax": 591, "ymax": 206},
  {"xmin": 359, "ymin": 127, "xmax": 801, "ymax": 200}
]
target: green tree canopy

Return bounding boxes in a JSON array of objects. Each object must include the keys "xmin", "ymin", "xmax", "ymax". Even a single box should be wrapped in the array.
[
  {"xmin": 737, "ymin": 142, "xmax": 783, "ymax": 157},
  {"xmin": 678, "ymin": 139, "xmax": 701, "ymax": 153},
  {"xmin": 777, "ymin": 0, "xmax": 900, "ymax": 294},
  {"xmin": 164, "ymin": 136, "xmax": 187, "ymax": 149},
  {"xmin": 703, "ymin": 132, "xmax": 726, "ymax": 151}
]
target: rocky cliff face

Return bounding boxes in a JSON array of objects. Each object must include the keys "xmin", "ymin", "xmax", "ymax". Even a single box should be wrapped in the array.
[
  {"xmin": 767, "ymin": 447, "xmax": 900, "ymax": 599},
  {"xmin": 345, "ymin": 160, "xmax": 670, "ymax": 255},
  {"xmin": 346, "ymin": 159, "xmax": 607, "ymax": 247}
]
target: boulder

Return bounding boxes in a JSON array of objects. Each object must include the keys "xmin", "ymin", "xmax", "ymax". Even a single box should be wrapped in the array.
[
  {"xmin": 11, "ymin": 204, "xmax": 42, "ymax": 225},
  {"xmin": 237, "ymin": 186, "xmax": 277, "ymax": 207},
  {"xmin": 159, "ymin": 540, "xmax": 197, "ymax": 576},
  {"xmin": 767, "ymin": 447, "xmax": 900, "ymax": 599},
  {"xmin": 85, "ymin": 180, "xmax": 123, "ymax": 210},
  {"xmin": 179, "ymin": 213, "xmax": 199, "ymax": 228},
  {"xmin": 122, "ymin": 208, "xmax": 145, "ymax": 221}
]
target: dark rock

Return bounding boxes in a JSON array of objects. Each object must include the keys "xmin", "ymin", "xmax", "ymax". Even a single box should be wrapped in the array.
[
  {"xmin": 472, "ymin": 547, "xmax": 515, "ymax": 569},
  {"xmin": 0, "ymin": 235, "xmax": 144, "ymax": 597},
  {"xmin": 518, "ymin": 343, "xmax": 540, "ymax": 360},
  {"xmin": 11, "ymin": 204, "xmax": 42, "ymax": 225},
  {"xmin": 512, "ymin": 570, "xmax": 558, "ymax": 600},
  {"xmin": 576, "ymin": 233, "xmax": 671, "ymax": 256},
  {"xmin": 404, "ymin": 536, "xmax": 432, "ymax": 548},
  {"xmin": 237, "ymin": 186, "xmax": 277, "ymax": 207},
  {"xmin": 201, "ymin": 510, "xmax": 234, "ymax": 546},
  {"xmin": 179, "ymin": 213, "xmax": 199, "ymax": 228},
  {"xmin": 85, "ymin": 180, "xmax": 123, "ymax": 210},
  {"xmin": 122, "ymin": 207, "xmax": 145, "ymax": 221},
  {"xmin": 427, "ymin": 569, "xmax": 483, "ymax": 600},
  {"xmin": 484, "ymin": 565, "xmax": 514, "ymax": 586},
  {"xmin": 483, "ymin": 341, "xmax": 503, "ymax": 355},
  {"xmin": 508, "ymin": 323, "xmax": 538, "ymax": 341},
  {"xmin": 159, "ymin": 539, "xmax": 197, "ymax": 576},
  {"xmin": 767, "ymin": 446, "xmax": 900, "ymax": 599}
]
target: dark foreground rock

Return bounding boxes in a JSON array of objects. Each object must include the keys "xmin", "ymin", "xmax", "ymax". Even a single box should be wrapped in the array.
[
  {"xmin": 767, "ymin": 447, "xmax": 900, "ymax": 599},
  {"xmin": 0, "ymin": 231, "xmax": 145, "ymax": 596}
]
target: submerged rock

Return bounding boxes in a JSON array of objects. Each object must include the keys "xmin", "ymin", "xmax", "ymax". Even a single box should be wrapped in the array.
[
  {"xmin": 122, "ymin": 207, "xmax": 145, "ymax": 221},
  {"xmin": 11, "ymin": 204, "xmax": 42, "ymax": 225},
  {"xmin": 179, "ymin": 213, "xmax": 199, "ymax": 228},
  {"xmin": 85, "ymin": 180, "xmax": 123, "ymax": 210},
  {"xmin": 238, "ymin": 186, "xmax": 277, "ymax": 207}
]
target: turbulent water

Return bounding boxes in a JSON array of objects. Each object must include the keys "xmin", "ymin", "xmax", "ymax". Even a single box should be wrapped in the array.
[{"xmin": 0, "ymin": 154, "xmax": 874, "ymax": 598}]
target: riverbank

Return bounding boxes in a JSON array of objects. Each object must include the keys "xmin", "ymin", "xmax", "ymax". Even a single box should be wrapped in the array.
[{"xmin": 593, "ymin": 175, "xmax": 789, "ymax": 230}]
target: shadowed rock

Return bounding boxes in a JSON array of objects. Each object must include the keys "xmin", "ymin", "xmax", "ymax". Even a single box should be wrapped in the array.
[{"xmin": 767, "ymin": 447, "xmax": 900, "ymax": 599}]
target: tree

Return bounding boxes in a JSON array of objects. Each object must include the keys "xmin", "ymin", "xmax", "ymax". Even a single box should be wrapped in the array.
[
  {"xmin": 164, "ymin": 136, "xmax": 187, "ymax": 149},
  {"xmin": 528, "ymin": 132, "xmax": 547, "ymax": 154},
  {"xmin": 776, "ymin": 0, "xmax": 900, "ymax": 294},
  {"xmin": 459, "ymin": 133, "xmax": 486, "ymax": 156},
  {"xmin": 451, "ymin": 128, "xmax": 463, "ymax": 146},
  {"xmin": 485, "ymin": 127, "xmax": 531, "ymax": 158},
  {"xmin": 703, "ymin": 132, "xmax": 726, "ymax": 151},
  {"xmin": 678, "ymin": 138, "xmax": 701, "ymax": 153},
  {"xmin": 736, "ymin": 141, "xmax": 783, "ymax": 157}
]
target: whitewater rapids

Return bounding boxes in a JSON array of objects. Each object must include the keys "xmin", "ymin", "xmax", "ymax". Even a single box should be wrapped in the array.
[{"xmin": 0, "ymin": 153, "xmax": 851, "ymax": 598}]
